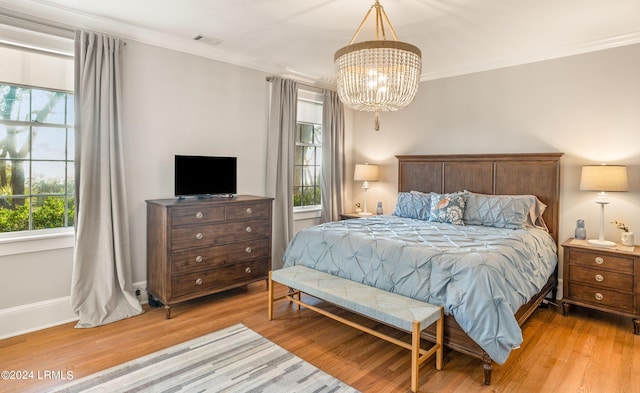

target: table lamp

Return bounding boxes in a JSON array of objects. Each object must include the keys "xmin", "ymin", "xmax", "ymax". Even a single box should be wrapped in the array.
[
  {"xmin": 354, "ymin": 163, "xmax": 379, "ymax": 215},
  {"xmin": 580, "ymin": 164, "xmax": 628, "ymax": 247}
]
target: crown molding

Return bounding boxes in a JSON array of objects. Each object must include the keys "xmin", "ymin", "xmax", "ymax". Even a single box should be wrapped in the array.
[
  {"xmin": 3, "ymin": 1, "xmax": 640, "ymax": 86},
  {"xmin": 421, "ymin": 31, "xmax": 640, "ymax": 81}
]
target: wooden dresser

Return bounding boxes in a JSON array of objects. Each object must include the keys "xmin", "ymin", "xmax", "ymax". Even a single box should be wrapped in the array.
[
  {"xmin": 146, "ymin": 195, "xmax": 273, "ymax": 318},
  {"xmin": 561, "ymin": 238, "xmax": 640, "ymax": 334}
]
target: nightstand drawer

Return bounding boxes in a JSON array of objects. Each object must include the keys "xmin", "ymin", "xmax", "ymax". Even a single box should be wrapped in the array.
[
  {"xmin": 570, "ymin": 249, "xmax": 634, "ymax": 273},
  {"xmin": 568, "ymin": 283, "xmax": 633, "ymax": 312},
  {"xmin": 570, "ymin": 265, "xmax": 633, "ymax": 292}
]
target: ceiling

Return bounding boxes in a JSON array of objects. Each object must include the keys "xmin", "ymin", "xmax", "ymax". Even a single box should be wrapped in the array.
[{"xmin": 2, "ymin": 0, "xmax": 640, "ymax": 86}]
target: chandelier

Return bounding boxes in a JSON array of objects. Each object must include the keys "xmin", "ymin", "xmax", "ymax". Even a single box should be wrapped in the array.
[{"xmin": 334, "ymin": 0, "xmax": 422, "ymax": 130}]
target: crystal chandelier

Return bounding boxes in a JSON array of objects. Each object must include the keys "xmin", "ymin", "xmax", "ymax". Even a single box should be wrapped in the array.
[{"xmin": 334, "ymin": 0, "xmax": 422, "ymax": 130}]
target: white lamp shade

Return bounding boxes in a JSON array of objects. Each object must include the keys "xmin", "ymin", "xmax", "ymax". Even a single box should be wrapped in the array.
[
  {"xmin": 580, "ymin": 165, "xmax": 628, "ymax": 192},
  {"xmin": 354, "ymin": 164, "xmax": 379, "ymax": 182}
]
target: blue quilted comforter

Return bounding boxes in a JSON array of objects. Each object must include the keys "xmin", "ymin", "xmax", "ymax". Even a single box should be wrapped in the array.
[{"xmin": 282, "ymin": 215, "xmax": 557, "ymax": 364}]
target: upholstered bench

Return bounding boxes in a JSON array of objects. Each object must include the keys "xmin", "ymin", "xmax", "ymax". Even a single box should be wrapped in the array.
[{"xmin": 268, "ymin": 265, "xmax": 444, "ymax": 393}]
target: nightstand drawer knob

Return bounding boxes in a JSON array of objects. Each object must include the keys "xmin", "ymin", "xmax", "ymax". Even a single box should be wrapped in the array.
[
  {"xmin": 595, "ymin": 274, "xmax": 604, "ymax": 282},
  {"xmin": 195, "ymin": 255, "xmax": 203, "ymax": 263},
  {"xmin": 196, "ymin": 211, "xmax": 203, "ymax": 219},
  {"xmin": 595, "ymin": 257, "xmax": 604, "ymax": 264},
  {"xmin": 196, "ymin": 232, "xmax": 203, "ymax": 240},
  {"xmin": 245, "ymin": 246, "xmax": 252, "ymax": 254},
  {"xmin": 245, "ymin": 226, "xmax": 252, "ymax": 233},
  {"xmin": 195, "ymin": 278, "xmax": 203, "ymax": 285},
  {"xmin": 594, "ymin": 292, "xmax": 604, "ymax": 301},
  {"xmin": 246, "ymin": 207, "xmax": 253, "ymax": 214},
  {"xmin": 245, "ymin": 267, "xmax": 252, "ymax": 274}
]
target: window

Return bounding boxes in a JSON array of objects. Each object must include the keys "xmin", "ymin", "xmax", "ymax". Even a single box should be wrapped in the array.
[
  {"xmin": 0, "ymin": 83, "xmax": 75, "ymax": 232},
  {"xmin": 294, "ymin": 90, "xmax": 323, "ymax": 209},
  {"xmin": 0, "ymin": 25, "xmax": 75, "ymax": 235}
]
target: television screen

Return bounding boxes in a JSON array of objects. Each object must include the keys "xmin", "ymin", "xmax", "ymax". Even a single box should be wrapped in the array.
[{"xmin": 174, "ymin": 155, "xmax": 237, "ymax": 197}]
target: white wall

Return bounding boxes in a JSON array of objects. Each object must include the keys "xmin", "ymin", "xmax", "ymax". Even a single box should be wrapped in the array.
[{"xmin": 350, "ymin": 43, "xmax": 640, "ymax": 287}]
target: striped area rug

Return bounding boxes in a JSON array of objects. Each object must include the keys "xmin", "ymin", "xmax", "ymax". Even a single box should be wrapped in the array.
[{"xmin": 51, "ymin": 324, "xmax": 359, "ymax": 393}]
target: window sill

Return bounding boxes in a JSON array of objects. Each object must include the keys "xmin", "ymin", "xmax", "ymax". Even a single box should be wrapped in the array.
[
  {"xmin": 0, "ymin": 228, "xmax": 75, "ymax": 256},
  {"xmin": 293, "ymin": 207, "xmax": 322, "ymax": 221}
]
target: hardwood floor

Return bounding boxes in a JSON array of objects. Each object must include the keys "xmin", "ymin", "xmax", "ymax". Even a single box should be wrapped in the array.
[{"xmin": 1, "ymin": 281, "xmax": 639, "ymax": 393}]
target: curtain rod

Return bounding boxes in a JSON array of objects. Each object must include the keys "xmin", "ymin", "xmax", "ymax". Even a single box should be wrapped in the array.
[
  {"xmin": 0, "ymin": 11, "xmax": 75, "ymax": 38},
  {"xmin": 265, "ymin": 76, "xmax": 326, "ymax": 93}
]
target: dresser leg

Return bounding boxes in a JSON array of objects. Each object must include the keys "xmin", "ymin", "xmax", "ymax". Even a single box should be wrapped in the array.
[
  {"xmin": 165, "ymin": 305, "xmax": 172, "ymax": 320},
  {"xmin": 633, "ymin": 319, "xmax": 639, "ymax": 335},
  {"xmin": 561, "ymin": 302, "xmax": 570, "ymax": 316}
]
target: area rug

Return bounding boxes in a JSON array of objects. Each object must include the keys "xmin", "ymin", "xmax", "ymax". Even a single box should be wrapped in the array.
[{"xmin": 50, "ymin": 323, "xmax": 359, "ymax": 393}]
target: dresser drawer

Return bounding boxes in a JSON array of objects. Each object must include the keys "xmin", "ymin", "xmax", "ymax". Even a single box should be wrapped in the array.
[
  {"xmin": 171, "ymin": 205, "xmax": 226, "ymax": 226},
  {"xmin": 569, "ymin": 249, "xmax": 634, "ymax": 274},
  {"xmin": 568, "ymin": 282, "xmax": 633, "ymax": 312},
  {"xmin": 226, "ymin": 202, "xmax": 271, "ymax": 221},
  {"xmin": 570, "ymin": 265, "xmax": 633, "ymax": 292},
  {"xmin": 171, "ymin": 219, "xmax": 270, "ymax": 250},
  {"xmin": 171, "ymin": 259, "xmax": 269, "ymax": 298},
  {"xmin": 171, "ymin": 238, "xmax": 270, "ymax": 274}
]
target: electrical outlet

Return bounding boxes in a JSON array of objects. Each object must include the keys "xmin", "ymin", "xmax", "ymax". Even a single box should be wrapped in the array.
[{"xmin": 135, "ymin": 288, "xmax": 141, "ymax": 297}]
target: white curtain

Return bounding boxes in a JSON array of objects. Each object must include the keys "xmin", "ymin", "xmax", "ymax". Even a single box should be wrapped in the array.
[
  {"xmin": 321, "ymin": 89, "xmax": 345, "ymax": 222},
  {"xmin": 70, "ymin": 31, "xmax": 142, "ymax": 328},
  {"xmin": 266, "ymin": 77, "xmax": 298, "ymax": 270}
]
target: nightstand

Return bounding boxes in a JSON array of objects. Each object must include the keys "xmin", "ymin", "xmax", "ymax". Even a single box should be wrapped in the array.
[
  {"xmin": 340, "ymin": 212, "xmax": 365, "ymax": 220},
  {"xmin": 561, "ymin": 238, "xmax": 640, "ymax": 334}
]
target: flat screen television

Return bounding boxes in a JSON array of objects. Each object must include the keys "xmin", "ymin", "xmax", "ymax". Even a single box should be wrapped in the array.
[{"xmin": 174, "ymin": 155, "xmax": 237, "ymax": 198}]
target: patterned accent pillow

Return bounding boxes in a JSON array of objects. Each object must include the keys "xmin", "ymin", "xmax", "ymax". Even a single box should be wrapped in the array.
[
  {"xmin": 429, "ymin": 193, "xmax": 465, "ymax": 225},
  {"xmin": 393, "ymin": 192, "xmax": 431, "ymax": 220},
  {"xmin": 463, "ymin": 193, "xmax": 535, "ymax": 229}
]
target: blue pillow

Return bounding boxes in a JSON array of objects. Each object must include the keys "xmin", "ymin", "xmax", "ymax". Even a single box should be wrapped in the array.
[
  {"xmin": 429, "ymin": 193, "xmax": 466, "ymax": 225},
  {"xmin": 393, "ymin": 192, "xmax": 431, "ymax": 220}
]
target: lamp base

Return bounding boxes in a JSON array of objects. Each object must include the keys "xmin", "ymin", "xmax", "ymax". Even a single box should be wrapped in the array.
[
  {"xmin": 358, "ymin": 211, "xmax": 373, "ymax": 216},
  {"xmin": 587, "ymin": 239, "xmax": 616, "ymax": 248}
]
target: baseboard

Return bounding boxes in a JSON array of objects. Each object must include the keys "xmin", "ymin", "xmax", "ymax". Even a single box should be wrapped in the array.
[{"xmin": 0, "ymin": 280, "xmax": 148, "ymax": 340}]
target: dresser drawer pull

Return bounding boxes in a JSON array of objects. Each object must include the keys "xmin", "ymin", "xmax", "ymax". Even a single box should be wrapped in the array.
[
  {"xmin": 595, "ymin": 274, "xmax": 604, "ymax": 282},
  {"xmin": 594, "ymin": 292, "xmax": 604, "ymax": 301},
  {"xmin": 245, "ymin": 246, "xmax": 252, "ymax": 254},
  {"xmin": 245, "ymin": 226, "xmax": 252, "ymax": 233},
  {"xmin": 245, "ymin": 267, "xmax": 252, "ymax": 274},
  {"xmin": 196, "ymin": 211, "xmax": 203, "ymax": 219},
  {"xmin": 195, "ymin": 278, "xmax": 203, "ymax": 285},
  {"xmin": 246, "ymin": 207, "xmax": 253, "ymax": 214},
  {"xmin": 195, "ymin": 232, "xmax": 203, "ymax": 240},
  {"xmin": 195, "ymin": 255, "xmax": 203, "ymax": 263},
  {"xmin": 595, "ymin": 256, "xmax": 604, "ymax": 265}
]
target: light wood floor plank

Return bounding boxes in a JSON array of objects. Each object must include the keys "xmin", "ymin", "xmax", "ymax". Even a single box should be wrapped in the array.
[{"xmin": 0, "ymin": 281, "xmax": 638, "ymax": 392}]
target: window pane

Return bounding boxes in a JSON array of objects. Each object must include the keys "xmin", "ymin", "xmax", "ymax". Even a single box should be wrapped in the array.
[
  {"xmin": 31, "ymin": 89, "xmax": 67, "ymax": 124},
  {"xmin": 313, "ymin": 125, "xmax": 322, "ymax": 145},
  {"xmin": 32, "ymin": 127, "xmax": 67, "ymax": 160},
  {"xmin": 294, "ymin": 145, "xmax": 303, "ymax": 165},
  {"xmin": 67, "ymin": 129, "xmax": 75, "ymax": 160},
  {"xmin": 303, "ymin": 146, "xmax": 315, "ymax": 165},
  {"xmin": 0, "ymin": 85, "xmax": 30, "ymax": 121},
  {"xmin": 303, "ymin": 166, "xmax": 314, "ymax": 187},
  {"xmin": 299, "ymin": 123, "xmax": 314, "ymax": 144},
  {"xmin": 0, "ymin": 160, "xmax": 30, "ymax": 196},
  {"xmin": 66, "ymin": 95, "xmax": 75, "ymax": 124},
  {"xmin": 293, "ymin": 165, "xmax": 302, "ymax": 187},
  {"xmin": 31, "ymin": 195, "xmax": 66, "ymax": 229},
  {"xmin": 67, "ymin": 162, "xmax": 75, "ymax": 192},
  {"xmin": 0, "ymin": 124, "xmax": 31, "ymax": 159},
  {"xmin": 293, "ymin": 186, "xmax": 302, "ymax": 207},
  {"xmin": 31, "ymin": 161, "xmax": 66, "ymax": 195},
  {"xmin": 0, "ymin": 197, "xmax": 29, "ymax": 231}
]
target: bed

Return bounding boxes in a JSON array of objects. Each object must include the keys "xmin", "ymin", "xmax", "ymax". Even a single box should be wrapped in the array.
[{"xmin": 282, "ymin": 153, "xmax": 562, "ymax": 384}]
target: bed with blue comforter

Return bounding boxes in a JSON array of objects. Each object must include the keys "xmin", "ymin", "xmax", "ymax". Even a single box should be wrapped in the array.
[{"xmin": 282, "ymin": 215, "xmax": 557, "ymax": 365}]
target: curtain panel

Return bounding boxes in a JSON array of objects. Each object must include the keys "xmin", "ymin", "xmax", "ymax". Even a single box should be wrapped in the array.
[
  {"xmin": 321, "ymin": 89, "xmax": 345, "ymax": 222},
  {"xmin": 266, "ymin": 77, "xmax": 297, "ymax": 269},
  {"xmin": 70, "ymin": 31, "xmax": 142, "ymax": 327}
]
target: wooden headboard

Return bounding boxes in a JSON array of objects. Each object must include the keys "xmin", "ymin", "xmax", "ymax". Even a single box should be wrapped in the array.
[{"xmin": 396, "ymin": 153, "xmax": 563, "ymax": 242}]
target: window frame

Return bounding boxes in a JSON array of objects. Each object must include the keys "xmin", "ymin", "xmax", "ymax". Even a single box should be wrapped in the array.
[
  {"xmin": 0, "ymin": 82, "xmax": 75, "ymax": 236},
  {"xmin": 293, "ymin": 91, "xmax": 323, "ymax": 212}
]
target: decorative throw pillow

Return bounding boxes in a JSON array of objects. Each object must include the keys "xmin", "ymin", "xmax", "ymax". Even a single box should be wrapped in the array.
[
  {"xmin": 429, "ymin": 193, "xmax": 465, "ymax": 225},
  {"xmin": 393, "ymin": 192, "xmax": 431, "ymax": 220},
  {"xmin": 463, "ymin": 192, "xmax": 539, "ymax": 230}
]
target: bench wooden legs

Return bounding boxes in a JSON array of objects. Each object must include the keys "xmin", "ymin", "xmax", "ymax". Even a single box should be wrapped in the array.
[{"xmin": 269, "ymin": 274, "xmax": 444, "ymax": 392}]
